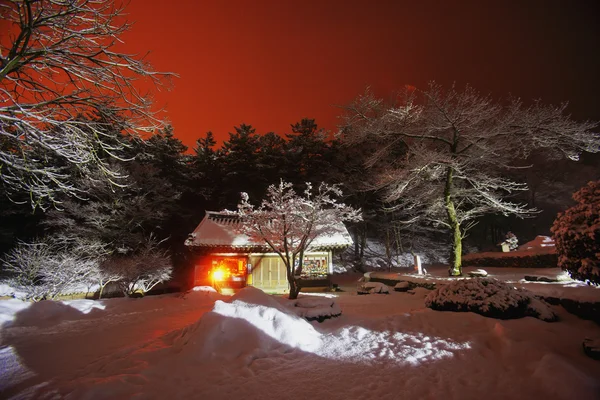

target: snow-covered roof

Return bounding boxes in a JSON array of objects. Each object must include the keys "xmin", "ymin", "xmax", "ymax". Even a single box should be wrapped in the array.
[{"xmin": 185, "ymin": 211, "xmax": 354, "ymax": 250}]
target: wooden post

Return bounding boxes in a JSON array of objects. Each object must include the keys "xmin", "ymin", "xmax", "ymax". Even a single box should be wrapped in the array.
[{"xmin": 414, "ymin": 254, "xmax": 423, "ymax": 275}]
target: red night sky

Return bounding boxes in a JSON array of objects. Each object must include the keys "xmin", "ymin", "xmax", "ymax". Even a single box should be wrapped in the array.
[{"xmin": 119, "ymin": 1, "xmax": 599, "ymax": 148}]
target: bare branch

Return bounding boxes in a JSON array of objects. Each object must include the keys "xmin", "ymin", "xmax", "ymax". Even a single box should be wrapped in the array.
[{"xmin": 0, "ymin": 0, "xmax": 177, "ymax": 208}]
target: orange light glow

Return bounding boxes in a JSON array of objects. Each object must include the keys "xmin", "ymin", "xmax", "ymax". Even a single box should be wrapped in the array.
[{"xmin": 212, "ymin": 268, "xmax": 226, "ymax": 281}]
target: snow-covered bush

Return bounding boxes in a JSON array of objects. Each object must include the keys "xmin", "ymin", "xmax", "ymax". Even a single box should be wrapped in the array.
[
  {"xmin": 0, "ymin": 237, "xmax": 108, "ymax": 301},
  {"xmin": 425, "ymin": 278, "xmax": 557, "ymax": 321},
  {"xmin": 551, "ymin": 180, "xmax": 600, "ymax": 286},
  {"xmin": 103, "ymin": 238, "xmax": 173, "ymax": 297}
]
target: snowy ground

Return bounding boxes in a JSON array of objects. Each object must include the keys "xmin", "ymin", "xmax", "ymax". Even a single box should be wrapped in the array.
[{"xmin": 1, "ymin": 274, "xmax": 600, "ymax": 400}]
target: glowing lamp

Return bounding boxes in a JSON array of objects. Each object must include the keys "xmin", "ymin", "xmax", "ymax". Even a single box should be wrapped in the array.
[{"xmin": 212, "ymin": 269, "xmax": 225, "ymax": 281}]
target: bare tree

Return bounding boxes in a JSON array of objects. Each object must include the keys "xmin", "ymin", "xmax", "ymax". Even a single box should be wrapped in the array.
[
  {"xmin": 236, "ymin": 181, "xmax": 362, "ymax": 299},
  {"xmin": 88, "ymin": 262, "xmax": 123, "ymax": 299},
  {"xmin": 0, "ymin": 0, "xmax": 173, "ymax": 208},
  {"xmin": 102, "ymin": 236, "xmax": 173, "ymax": 297},
  {"xmin": 341, "ymin": 83, "xmax": 599, "ymax": 276}
]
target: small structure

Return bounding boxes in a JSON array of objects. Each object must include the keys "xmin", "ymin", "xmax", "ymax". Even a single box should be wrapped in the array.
[{"xmin": 185, "ymin": 212, "xmax": 353, "ymax": 292}]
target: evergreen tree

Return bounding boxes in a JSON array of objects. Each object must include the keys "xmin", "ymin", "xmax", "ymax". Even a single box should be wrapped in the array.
[
  {"xmin": 257, "ymin": 132, "xmax": 289, "ymax": 191},
  {"xmin": 190, "ymin": 131, "xmax": 222, "ymax": 210},
  {"xmin": 220, "ymin": 124, "xmax": 263, "ymax": 208},
  {"xmin": 286, "ymin": 118, "xmax": 334, "ymax": 185},
  {"xmin": 132, "ymin": 126, "xmax": 190, "ymax": 188}
]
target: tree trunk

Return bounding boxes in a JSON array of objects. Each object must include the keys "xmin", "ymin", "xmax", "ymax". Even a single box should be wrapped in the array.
[
  {"xmin": 354, "ymin": 227, "xmax": 360, "ymax": 260},
  {"xmin": 351, "ymin": 224, "xmax": 366, "ymax": 272},
  {"xmin": 445, "ymin": 166, "xmax": 462, "ymax": 276},
  {"xmin": 285, "ymin": 256, "xmax": 301, "ymax": 300},
  {"xmin": 359, "ymin": 224, "xmax": 367, "ymax": 259},
  {"xmin": 385, "ymin": 228, "xmax": 392, "ymax": 271},
  {"xmin": 289, "ymin": 280, "xmax": 301, "ymax": 299},
  {"xmin": 288, "ymin": 269, "xmax": 301, "ymax": 299}
]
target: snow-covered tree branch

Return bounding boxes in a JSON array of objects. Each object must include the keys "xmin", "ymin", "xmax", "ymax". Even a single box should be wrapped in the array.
[
  {"xmin": 1, "ymin": 236, "xmax": 110, "ymax": 301},
  {"xmin": 0, "ymin": 0, "xmax": 175, "ymax": 208}
]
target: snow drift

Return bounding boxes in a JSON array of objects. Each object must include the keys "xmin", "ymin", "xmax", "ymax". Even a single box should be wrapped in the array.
[{"xmin": 165, "ymin": 287, "xmax": 322, "ymax": 364}]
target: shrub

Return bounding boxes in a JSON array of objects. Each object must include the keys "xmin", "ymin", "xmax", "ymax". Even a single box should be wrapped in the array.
[
  {"xmin": 551, "ymin": 180, "xmax": 600, "ymax": 285},
  {"xmin": 425, "ymin": 278, "xmax": 556, "ymax": 321},
  {"xmin": 1, "ymin": 237, "xmax": 107, "ymax": 301}
]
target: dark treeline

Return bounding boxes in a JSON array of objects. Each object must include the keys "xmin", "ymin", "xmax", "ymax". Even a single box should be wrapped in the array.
[
  {"xmin": 1, "ymin": 116, "xmax": 597, "ymax": 279},
  {"xmin": 1, "ymin": 118, "xmax": 365, "ymax": 276}
]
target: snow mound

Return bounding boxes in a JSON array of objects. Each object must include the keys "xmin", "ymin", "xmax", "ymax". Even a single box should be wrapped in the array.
[
  {"xmin": 0, "ymin": 299, "xmax": 31, "ymax": 327},
  {"xmin": 532, "ymin": 353, "xmax": 600, "ymax": 400},
  {"xmin": 167, "ymin": 287, "xmax": 322, "ymax": 364},
  {"xmin": 425, "ymin": 278, "xmax": 557, "ymax": 321},
  {"xmin": 1, "ymin": 299, "xmax": 105, "ymax": 328}
]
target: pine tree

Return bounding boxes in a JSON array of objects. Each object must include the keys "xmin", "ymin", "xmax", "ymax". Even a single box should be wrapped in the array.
[
  {"xmin": 220, "ymin": 124, "xmax": 263, "ymax": 208},
  {"xmin": 286, "ymin": 118, "xmax": 334, "ymax": 185}
]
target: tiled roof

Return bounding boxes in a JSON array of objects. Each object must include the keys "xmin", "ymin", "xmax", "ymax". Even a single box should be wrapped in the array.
[{"xmin": 185, "ymin": 211, "xmax": 353, "ymax": 250}]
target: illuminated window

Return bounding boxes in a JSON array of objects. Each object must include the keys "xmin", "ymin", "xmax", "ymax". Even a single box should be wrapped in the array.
[
  {"xmin": 210, "ymin": 257, "xmax": 247, "ymax": 281},
  {"xmin": 301, "ymin": 255, "xmax": 328, "ymax": 279}
]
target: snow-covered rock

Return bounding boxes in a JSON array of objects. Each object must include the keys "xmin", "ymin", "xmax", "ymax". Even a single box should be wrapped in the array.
[
  {"xmin": 358, "ymin": 282, "xmax": 390, "ymax": 295},
  {"xmin": 524, "ymin": 275, "xmax": 558, "ymax": 283},
  {"xmin": 583, "ymin": 337, "xmax": 600, "ymax": 360},
  {"xmin": 394, "ymin": 281, "xmax": 410, "ymax": 292},
  {"xmin": 289, "ymin": 296, "xmax": 342, "ymax": 322},
  {"xmin": 468, "ymin": 269, "xmax": 488, "ymax": 277}
]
